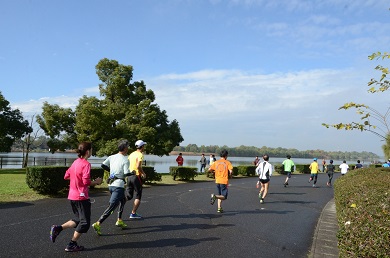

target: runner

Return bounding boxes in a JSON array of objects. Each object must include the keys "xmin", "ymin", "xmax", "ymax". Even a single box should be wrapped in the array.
[
  {"xmin": 256, "ymin": 154, "xmax": 273, "ymax": 204},
  {"xmin": 309, "ymin": 158, "xmax": 320, "ymax": 187},
  {"xmin": 92, "ymin": 140, "xmax": 131, "ymax": 235},
  {"xmin": 50, "ymin": 142, "xmax": 102, "ymax": 252},
  {"xmin": 208, "ymin": 150, "xmax": 233, "ymax": 213},
  {"xmin": 126, "ymin": 140, "xmax": 147, "ymax": 219},
  {"xmin": 282, "ymin": 155, "xmax": 295, "ymax": 187}
]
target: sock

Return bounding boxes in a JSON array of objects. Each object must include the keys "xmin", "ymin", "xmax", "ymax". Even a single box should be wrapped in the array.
[{"xmin": 68, "ymin": 240, "xmax": 77, "ymax": 246}]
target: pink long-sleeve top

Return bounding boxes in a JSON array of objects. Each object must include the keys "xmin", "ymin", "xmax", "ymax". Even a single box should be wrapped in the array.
[{"xmin": 64, "ymin": 158, "xmax": 92, "ymax": 201}]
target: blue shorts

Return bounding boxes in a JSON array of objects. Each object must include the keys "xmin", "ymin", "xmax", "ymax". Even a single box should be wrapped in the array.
[
  {"xmin": 108, "ymin": 186, "xmax": 125, "ymax": 204},
  {"xmin": 216, "ymin": 184, "xmax": 228, "ymax": 199}
]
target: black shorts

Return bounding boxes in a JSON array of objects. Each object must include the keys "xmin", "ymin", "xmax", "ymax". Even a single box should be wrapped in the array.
[
  {"xmin": 70, "ymin": 199, "xmax": 91, "ymax": 234},
  {"xmin": 259, "ymin": 179, "xmax": 270, "ymax": 184},
  {"xmin": 125, "ymin": 175, "xmax": 143, "ymax": 201}
]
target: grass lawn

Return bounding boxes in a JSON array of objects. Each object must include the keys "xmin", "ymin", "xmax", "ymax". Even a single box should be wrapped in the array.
[
  {"xmin": 0, "ymin": 169, "xmax": 45, "ymax": 203},
  {"xmin": 0, "ymin": 169, "xmax": 216, "ymax": 204}
]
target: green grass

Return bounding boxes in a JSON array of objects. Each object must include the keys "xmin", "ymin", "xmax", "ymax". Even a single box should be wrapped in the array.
[
  {"xmin": 0, "ymin": 169, "xmax": 217, "ymax": 203},
  {"xmin": 0, "ymin": 169, "xmax": 46, "ymax": 203}
]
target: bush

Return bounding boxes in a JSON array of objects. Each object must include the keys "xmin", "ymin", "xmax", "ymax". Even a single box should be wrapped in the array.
[
  {"xmin": 169, "ymin": 166, "xmax": 198, "ymax": 180},
  {"xmin": 26, "ymin": 166, "xmax": 68, "ymax": 194},
  {"xmin": 334, "ymin": 167, "xmax": 390, "ymax": 257},
  {"xmin": 236, "ymin": 165, "xmax": 256, "ymax": 176},
  {"xmin": 295, "ymin": 164, "xmax": 308, "ymax": 173},
  {"xmin": 143, "ymin": 166, "xmax": 162, "ymax": 183},
  {"xmin": 26, "ymin": 166, "xmax": 104, "ymax": 194}
]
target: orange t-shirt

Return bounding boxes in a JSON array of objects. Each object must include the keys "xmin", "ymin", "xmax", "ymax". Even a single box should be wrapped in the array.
[{"xmin": 209, "ymin": 158, "xmax": 233, "ymax": 185}]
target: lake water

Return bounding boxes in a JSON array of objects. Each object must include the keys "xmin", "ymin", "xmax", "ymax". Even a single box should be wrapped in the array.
[{"xmin": 0, "ymin": 152, "xmax": 364, "ymax": 172}]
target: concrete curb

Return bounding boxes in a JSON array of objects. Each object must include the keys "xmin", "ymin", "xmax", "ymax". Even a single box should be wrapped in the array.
[{"xmin": 310, "ymin": 198, "xmax": 339, "ymax": 258}]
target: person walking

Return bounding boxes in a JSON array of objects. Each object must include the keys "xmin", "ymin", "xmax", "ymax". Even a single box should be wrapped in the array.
[
  {"xmin": 354, "ymin": 160, "xmax": 363, "ymax": 169},
  {"xmin": 209, "ymin": 150, "xmax": 233, "ymax": 213},
  {"xmin": 309, "ymin": 158, "xmax": 320, "ymax": 187},
  {"xmin": 176, "ymin": 153, "xmax": 184, "ymax": 166},
  {"xmin": 322, "ymin": 159, "xmax": 326, "ymax": 173},
  {"xmin": 253, "ymin": 156, "xmax": 260, "ymax": 166},
  {"xmin": 326, "ymin": 159, "xmax": 335, "ymax": 187},
  {"xmin": 92, "ymin": 140, "xmax": 131, "ymax": 235},
  {"xmin": 209, "ymin": 154, "xmax": 216, "ymax": 166},
  {"xmin": 126, "ymin": 140, "xmax": 147, "ymax": 219},
  {"xmin": 256, "ymin": 154, "xmax": 273, "ymax": 204},
  {"xmin": 282, "ymin": 155, "xmax": 295, "ymax": 187},
  {"xmin": 50, "ymin": 142, "xmax": 102, "ymax": 252},
  {"xmin": 339, "ymin": 160, "xmax": 349, "ymax": 175},
  {"xmin": 199, "ymin": 154, "xmax": 207, "ymax": 173}
]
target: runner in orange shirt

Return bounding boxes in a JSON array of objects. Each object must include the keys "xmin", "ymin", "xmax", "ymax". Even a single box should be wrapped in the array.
[{"xmin": 208, "ymin": 150, "xmax": 233, "ymax": 213}]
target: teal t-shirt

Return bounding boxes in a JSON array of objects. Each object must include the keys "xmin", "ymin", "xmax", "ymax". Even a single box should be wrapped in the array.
[{"xmin": 282, "ymin": 159, "xmax": 295, "ymax": 172}]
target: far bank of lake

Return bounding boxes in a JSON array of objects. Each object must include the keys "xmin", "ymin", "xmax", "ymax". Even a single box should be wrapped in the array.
[{"xmin": 0, "ymin": 152, "xmax": 369, "ymax": 173}]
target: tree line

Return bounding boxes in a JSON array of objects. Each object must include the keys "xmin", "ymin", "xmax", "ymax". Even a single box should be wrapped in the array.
[{"xmin": 173, "ymin": 144, "xmax": 380, "ymax": 161}]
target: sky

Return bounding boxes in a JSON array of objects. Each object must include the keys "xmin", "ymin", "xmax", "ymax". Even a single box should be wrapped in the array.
[{"xmin": 1, "ymin": 0, "xmax": 389, "ymax": 156}]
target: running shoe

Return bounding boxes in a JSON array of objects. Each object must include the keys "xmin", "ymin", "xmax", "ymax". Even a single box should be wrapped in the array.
[
  {"xmin": 92, "ymin": 222, "xmax": 101, "ymax": 236},
  {"xmin": 217, "ymin": 207, "xmax": 223, "ymax": 213},
  {"xmin": 260, "ymin": 198, "xmax": 264, "ymax": 204},
  {"xmin": 130, "ymin": 213, "xmax": 142, "ymax": 219},
  {"xmin": 210, "ymin": 194, "xmax": 216, "ymax": 205},
  {"xmin": 312, "ymin": 184, "xmax": 316, "ymax": 188},
  {"xmin": 65, "ymin": 242, "xmax": 84, "ymax": 252},
  {"xmin": 50, "ymin": 225, "xmax": 61, "ymax": 243},
  {"xmin": 115, "ymin": 220, "xmax": 127, "ymax": 228}
]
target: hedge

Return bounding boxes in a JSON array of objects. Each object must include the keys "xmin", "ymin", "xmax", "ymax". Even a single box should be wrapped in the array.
[
  {"xmin": 169, "ymin": 166, "xmax": 198, "ymax": 180},
  {"xmin": 26, "ymin": 166, "xmax": 104, "ymax": 194},
  {"xmin": 334, "ymin": 167, "xmax": 390, "ymax": 257}
]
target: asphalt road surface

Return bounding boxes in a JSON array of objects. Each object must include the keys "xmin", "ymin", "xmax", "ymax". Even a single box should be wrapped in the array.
[{"xmin": 0, "ymin": 173, "xmax": 338, "ymax": 258}]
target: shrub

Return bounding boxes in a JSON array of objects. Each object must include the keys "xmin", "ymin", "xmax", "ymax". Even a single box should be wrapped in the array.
[
  {"xmin": 169, "ymin": 166, "xmax": 198, "ymax": 180},
  {"xmin": 26, "ymin": 166, "xmax": 69, "ymax": 194},
  {"xmin": 26, "ymin": 166, "xmax": 104, "ymax": 194},
  {"xmin": 143, "ymin": 166, "xmax": 162, "ymax": 183},
  {"xmin": 236, "ymin": 165, "xmax": 256, "ymax": 176},
  {"xmin": 334, "ymin": 167, "xmax": 390, "ymax": 257}
]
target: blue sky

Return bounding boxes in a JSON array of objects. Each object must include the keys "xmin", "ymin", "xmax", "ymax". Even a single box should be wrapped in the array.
[{"xmin": 1, "ymin": 0, "xmax": 389, "ymax": 156}]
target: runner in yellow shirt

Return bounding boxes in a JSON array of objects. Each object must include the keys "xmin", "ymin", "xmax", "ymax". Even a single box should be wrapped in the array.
[{"xmin": 309, "ymin": 158, "xmax": 320, "ymax": 188}]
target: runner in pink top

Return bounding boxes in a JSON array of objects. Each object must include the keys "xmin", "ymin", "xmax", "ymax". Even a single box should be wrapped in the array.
[
  {"xmin": 65, "ymin": 157, "xmax": 92, "ymax": 200},
  {"xmin": 49, "ymin": 142, "xmax": 102, "ymax": 252}
]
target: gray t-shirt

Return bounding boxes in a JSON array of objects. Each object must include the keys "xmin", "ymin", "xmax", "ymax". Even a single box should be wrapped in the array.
[{"xmin": 102, "ymin": 153, "xmax": 130, "ymax": 188}]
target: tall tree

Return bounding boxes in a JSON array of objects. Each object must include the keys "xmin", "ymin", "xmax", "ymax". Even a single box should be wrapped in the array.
[
  {"xmin": 36, "ymin": 102, "xmax": 76, "ymax": 152},
  {"xmin": 19, "ymin": 114, "xmax": 45, "ymax": 168},
  {"xmin": 322, "ymin": 52, "xmax": 390, "ymax": 158},
  {"xmin": 0, "ymin": 91, "xmax": 32, "ymax": 152},
  {"xmin": 38, "ymin": 58, "xmax": 183, "ymax": 156}
]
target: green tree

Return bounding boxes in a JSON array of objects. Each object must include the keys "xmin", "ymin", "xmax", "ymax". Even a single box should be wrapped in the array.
[
  {"xmin": 19, "ymin": 114, "xmax": 45, "ymax": 167},
  {"xmin": 0, "ymin": 91, "xmax": 32, "ymax": 152},
  {"xmin": 37, "ymin": 58, "xmax": 183, "ymax": 156},
  {"xmin": 322, "ymin": 52, "xmax": 390, "ymax": 158},
  {"xmin": 36, "ymin": 102, "xmax": 76, "ymax": 152}
]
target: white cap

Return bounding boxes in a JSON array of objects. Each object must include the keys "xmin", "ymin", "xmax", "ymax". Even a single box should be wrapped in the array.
[{"xmin": 135, "ymin": 140, "xmax": 147, "ymax": 148}]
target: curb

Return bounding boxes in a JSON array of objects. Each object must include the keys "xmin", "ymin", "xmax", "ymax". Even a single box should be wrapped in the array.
[{"xmin": 309, "ymin": 198, "xmax": 339, "ymax": 258}]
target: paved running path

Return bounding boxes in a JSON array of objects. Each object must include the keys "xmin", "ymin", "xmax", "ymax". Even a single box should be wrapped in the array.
[{"xmin": 0, "ymin": 173, "xmax": 338, "ymax": 258}]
